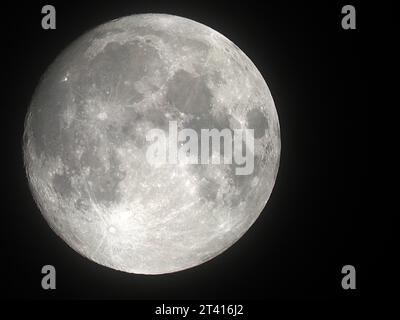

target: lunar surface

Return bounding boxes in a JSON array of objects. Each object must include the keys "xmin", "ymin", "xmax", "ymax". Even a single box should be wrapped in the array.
[{"xmin": 23, "ymin": 14, "xmax": 280, "ymax": 274}]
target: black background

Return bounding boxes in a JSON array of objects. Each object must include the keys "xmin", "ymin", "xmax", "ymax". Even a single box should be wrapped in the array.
[{"xmin": 1, "ymin": 0, "xmax": 392, "ymax": 301}]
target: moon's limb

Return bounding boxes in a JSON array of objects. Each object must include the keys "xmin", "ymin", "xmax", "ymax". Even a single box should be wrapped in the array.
[{"xmin": 23, "ymin": 14, "xmax": 280, "ymax": 274}]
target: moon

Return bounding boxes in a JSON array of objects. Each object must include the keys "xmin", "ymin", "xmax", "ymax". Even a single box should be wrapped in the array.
[{"xmin": 23, "ymin": 14, "xmax": 280, "ymax": 274}]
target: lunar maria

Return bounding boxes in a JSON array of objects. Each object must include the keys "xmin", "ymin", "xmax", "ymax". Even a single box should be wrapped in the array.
[{"xmin": 23, "ymin": 14, "xmax": 281, "ymax": 274}]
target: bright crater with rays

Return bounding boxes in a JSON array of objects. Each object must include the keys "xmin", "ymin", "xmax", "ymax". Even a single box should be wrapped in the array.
[{"xmin": 23, "ymin": 14, "xmax": 280, "ymax": 274}]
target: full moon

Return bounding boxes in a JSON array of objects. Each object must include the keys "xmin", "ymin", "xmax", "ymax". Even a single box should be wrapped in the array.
[{"xmin": 23, "ymin": 14, "xmax": 280, "ymax": 274}]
